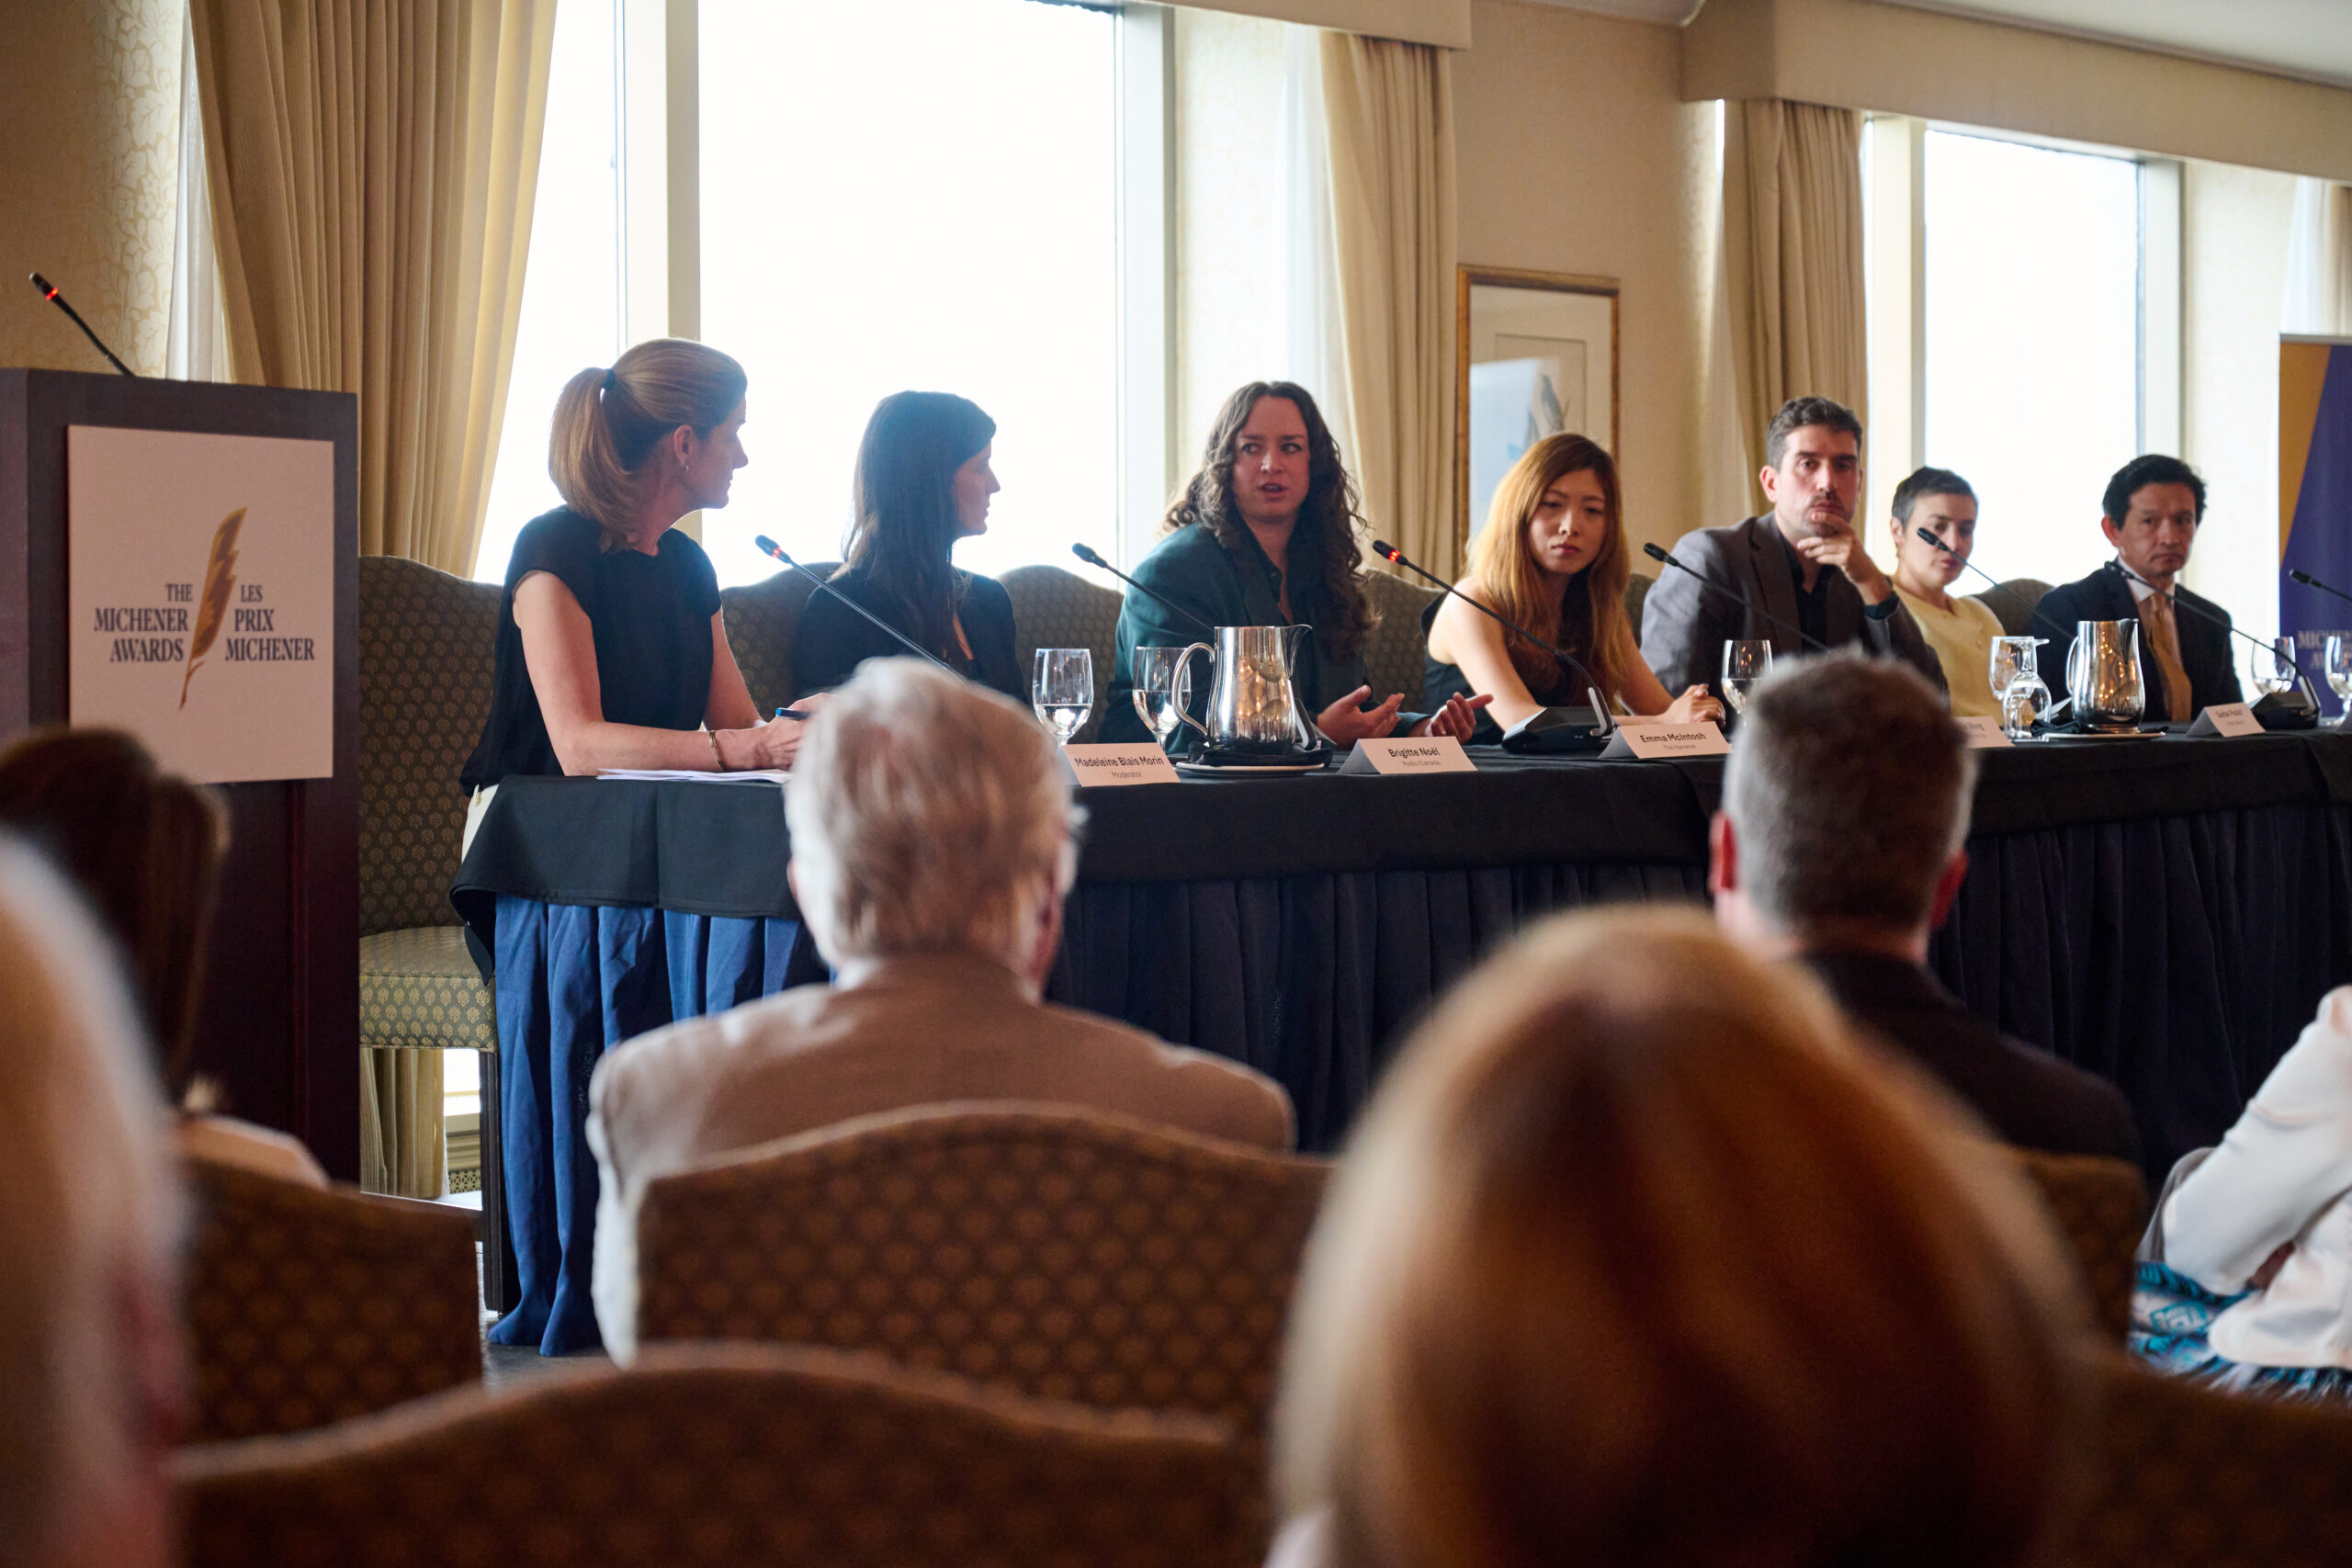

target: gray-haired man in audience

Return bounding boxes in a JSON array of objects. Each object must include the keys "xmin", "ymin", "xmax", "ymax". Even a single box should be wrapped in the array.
[
  {"xmin": 1710, "ymin": 653, "xmax": 2141, "ymax": 1164},
  {"xmin": 589, "ymin": 657, "xmax": 1295, "ymax": 1359}
]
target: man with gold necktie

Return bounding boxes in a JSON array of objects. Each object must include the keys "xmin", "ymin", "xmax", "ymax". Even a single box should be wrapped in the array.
[{"xmin": 2037, "ymin": 455, "xmax": 2243, "ymax": 724}]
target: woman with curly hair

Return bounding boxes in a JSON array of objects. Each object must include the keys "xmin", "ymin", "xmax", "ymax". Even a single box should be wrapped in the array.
[
  {"xmin": 1102, "ymin": 381, "xmax": 1483, "ymax": 751},
  {"xmin": 1426, "ymin": 434, "xmax": 1720, "ymax": 739}
]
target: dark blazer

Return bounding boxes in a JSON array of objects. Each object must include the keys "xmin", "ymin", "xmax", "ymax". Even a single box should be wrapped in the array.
[
  {"xmin": 2035, "ymin": 561, "xmax": 2242, "ymax": 720},
  {"xmin": 789, "ymin": 568, "xmax": 1023, "ymax": 705},
  {"xmin": 1804, "ymin": 950, "xmax": 2143, "ymax": 1166},
  {"xmin": 1637, "ymin": 514, "xmax": 1946, "ymax": 703}
]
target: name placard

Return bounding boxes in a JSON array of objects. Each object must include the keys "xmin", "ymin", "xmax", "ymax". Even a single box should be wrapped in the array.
[
  {"xmin": 1954, "ymin": 716, "xmax": 2013, "ymax": 749},
  {"xmin": 1340, "ymin": 737, "xmax": 1476, "ymax": 775},
  {"xmin": 1062, "ymin": 743, "xmax": 1182, "ymax": 786},
  {"xmin": 1599, "ymin": 719, "xmax": 1729, "ymax": 761},
  {"xmin": 2188, "ymin": 702, "xmax": 2262, "ymax": 738}
]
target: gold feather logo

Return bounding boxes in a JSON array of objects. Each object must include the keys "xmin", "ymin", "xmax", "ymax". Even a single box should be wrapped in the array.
[{"xmin": 180, "ymin": 508, "xmax": 243, "ymax": 709}]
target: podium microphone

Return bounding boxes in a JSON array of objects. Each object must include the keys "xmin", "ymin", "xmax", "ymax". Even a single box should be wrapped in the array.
[
  {"xmin": 752, "ymin": 535, "xmax": 956, "ymax": 676},
  {"xmin": 1641, "ymin": 542, "xmax": 1829, "ymax": 653},
  {"xmin": 1371, "ymin": 540, "xmax": 1611, "ymax": 733},
  {"xmin": 27, "ymin": 274, "xmax": 133, "ymax": 377},
  {"xmin": 1908, "ymin": 528, "xmax": 2073, "ymax": 642},
  {"xmin": 1069, "ymin": 543, "xmax": 1217, "ymax": 637},
  {"xmin": 2290, "ymin": 569, "xmax": 2352, "ymax": 607}
]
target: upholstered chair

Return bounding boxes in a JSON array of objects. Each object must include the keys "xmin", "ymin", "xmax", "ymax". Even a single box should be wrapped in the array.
[
  {"xmin": 175, "ymin": 1343, "xmax": 1256, "ymax": 1568},
  {"xmin": 719, "ymin": 560, "xmax": 838, "ymax": 717},
  {"xmin": 356, "ymin": 557, "xmax": 502, "ymax": 1201},
  {"xmin": 1623, "ymin": 568, "xmax": 1655, "ymax": 638},
  {"xmin": 1973, "ymin": 577, "xmax": 2054, "ymax": 637},
  {"xmin": 182, "ymin": 1157, "xmax": 481, "ymax": 1440},
  {"xmin": 1361, "ymin": 568, "xmax": 1442, "ymax": 707},
  {"xmin": 1001, "ymin": 564, "xmax": 1120, "ymax": 741},
  {"xmin": 2012, "ymin": 1149, "xmax": 2149, "ymax": 1341},
  {"xmin": 635, "ymin": 1104, "xmax": 1329, "ymax": 1546}
]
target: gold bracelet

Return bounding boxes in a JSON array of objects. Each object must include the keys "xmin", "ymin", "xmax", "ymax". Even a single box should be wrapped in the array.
[{"xmin": 707, "ymin": 729, "xmax": 728, "ymax": 772}]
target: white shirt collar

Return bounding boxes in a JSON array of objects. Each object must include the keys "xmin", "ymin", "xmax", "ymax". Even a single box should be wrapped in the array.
[{"xmin": 2118, "ymin": 559, "xmax": 2163, "ymax": 604}]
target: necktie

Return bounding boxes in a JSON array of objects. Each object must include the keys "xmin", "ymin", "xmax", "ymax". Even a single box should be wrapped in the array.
[{"xmin": 2139, "ymin": 592, "xmax": 2193, "ymax": 722}]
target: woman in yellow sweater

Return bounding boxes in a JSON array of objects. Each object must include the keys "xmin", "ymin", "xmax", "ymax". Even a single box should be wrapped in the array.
[{"xmin": 1885, "ymin": 467, "xmax": 2005, "ymax": 716}]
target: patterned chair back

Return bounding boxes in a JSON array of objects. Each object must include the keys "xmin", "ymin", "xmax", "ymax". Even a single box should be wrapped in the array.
[
  {"xmin": 183, "ymin": 1158, "xmax": 481, "ymax": 1439},
  {"xmin": 2011, "ymin": 1149, "xmax": 2148, "ymax": 1340},
  {"xmin": 1001, "ymin": 564, "xmax": 1120, "ymax": 742},
  {"xmin": 2066, "ymin": 1348, "xmax": 2352, "ymax": 1568},
  {"xmin": 720, "ymin": 561, "xmax": 838, "ymax": 717},
  {"xmin": 175, "ymin": 1343, "xmax": 1257, "ymax": 1568},
  {"xmin": 356, "ymin": 557, "xmax": 502, "ymax": 936},
  {"xmin": 1361, "ymin": 568, "xmax": 1443, "ymax": 706},
  {"xmin": 1624, "ymin": 569, "xmax": 1655, "ymax": 639},
  {"xmin": 1973, "ymin": 577, "xmax": 2054, "ymax": 638},
  {"xmin": 637, "ymin": 1103, "xmax": 1329, "ymax": 1540}
]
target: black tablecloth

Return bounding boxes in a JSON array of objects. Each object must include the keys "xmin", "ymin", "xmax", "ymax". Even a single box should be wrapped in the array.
[{"xmin": 454, "ymin": 733, "xmax": 2352, "ymax": 1167}]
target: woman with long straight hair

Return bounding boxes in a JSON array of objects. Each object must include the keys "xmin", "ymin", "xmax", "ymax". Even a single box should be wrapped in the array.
[
  {"xmin": 1101, "ymin": 380, "xmax": 1484, "ymax": 750},
  {"xmin": 460, "ymin": 338, "xmax": 809, "ymax": 826},
  {"xmin": 1425, "ymin": 433, "xmax": 1718, "ymax": 738},
  {"xmin": 790, "ymin": 390, "xmax": 1022, "ymax": 702}
]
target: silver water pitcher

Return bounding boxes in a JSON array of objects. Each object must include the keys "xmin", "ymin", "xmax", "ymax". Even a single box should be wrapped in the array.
[
  {"xmin": 1165, "ymin": 624, "xmax": 1323, "ymax": 752},
  {"xmin": 2065, "ymin": 619, "xmax": 2146, "ymax": 732}
]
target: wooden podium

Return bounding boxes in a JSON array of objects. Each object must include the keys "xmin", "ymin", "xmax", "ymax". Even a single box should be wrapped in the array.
[{"xmin": 0, "ymin": 369, "xmax": 359, "ymax": 1179}]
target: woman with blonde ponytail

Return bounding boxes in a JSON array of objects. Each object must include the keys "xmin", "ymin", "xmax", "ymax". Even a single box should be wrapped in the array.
[
  {"xmin": 1424, "ymin": 434, "xmax": 1719, "ymax": 739},
  {"xmin": 461, "ymin": 339, "xmax": 814, "ymax": 827}
]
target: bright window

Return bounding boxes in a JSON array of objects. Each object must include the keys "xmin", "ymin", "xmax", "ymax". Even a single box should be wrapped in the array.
[{"xmin": 1921, "ymin": 130, "xmax": 2142, "ymax": 589}]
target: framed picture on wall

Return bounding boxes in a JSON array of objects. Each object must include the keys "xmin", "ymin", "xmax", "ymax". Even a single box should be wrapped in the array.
[{"xmin": 1455, "ymin": 267, "xmax": 1619, "ymax": 555}]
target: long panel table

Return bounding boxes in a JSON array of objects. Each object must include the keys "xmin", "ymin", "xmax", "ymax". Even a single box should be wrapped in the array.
[{"xmin": 455, "ymin": 733, "xmax": 2352, "ymax": 1353}]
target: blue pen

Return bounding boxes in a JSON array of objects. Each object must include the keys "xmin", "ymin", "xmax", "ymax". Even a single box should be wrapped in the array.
[{"xmin": 775, "ymin": 706, "xmax": 812, "ymax": 721}]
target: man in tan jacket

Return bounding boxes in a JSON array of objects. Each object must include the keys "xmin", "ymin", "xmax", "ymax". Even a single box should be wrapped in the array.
[{"xmin": 589, "ymin": 658, "xmax": 1294, "ymax": 1359}]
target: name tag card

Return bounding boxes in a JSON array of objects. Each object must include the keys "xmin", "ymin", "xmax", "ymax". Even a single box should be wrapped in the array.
[
  {"xmin": 1062, "ymin": 744, "xmax": 1182, "ymax": 786},
  {"xmin": 1340, "ymin": 737, "xmax": 1477, "ymax": 775},
  {"xmin": 1954, "ymin": 716, "xmax": 2012, "ymax": 749},
  {"xmin": 1598, "ymin": 719, "xmax": 1730, "ymax": 761},
  {"xmin": 2187, "ymin": 702, "xmax": 2261, "ymax": 738}
]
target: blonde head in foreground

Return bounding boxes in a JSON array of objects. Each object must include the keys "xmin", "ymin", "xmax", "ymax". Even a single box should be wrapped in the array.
[{"xmin": 1275, "ymin": 906, "xmax": 2089, "ymax": 1568}]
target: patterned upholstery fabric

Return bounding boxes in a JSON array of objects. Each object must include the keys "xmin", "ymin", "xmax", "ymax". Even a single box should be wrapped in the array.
[
  {"xmin": 2066, "ymin": 1348, "xmax": 2352, "ymax": 1568},
  {"xmin": 1624, "ymin": 569, "xmax": 1654, "ymax": 641},
  {"xmin": 1001, "ymin": 564, "xmax": 1120, "ymax": 742},
  {"xmin": 2013, "ymin": 1149, "xmax": 2148, "ymax": 1341},
  {"xmin": 720, "ymin": 561, "xmax": 838, "ymax": 718},
  {"xmin": 357, "ymin": 926, "xmax": 493, "ymax": 1054},
  {"xmin": 637, "ymin": 1104, "xmax": 1328, "ymax": 1541},
  {"xmin": 183, "ymin": 1158, "xmax": 482, "ymax": 1440},
  {"xmin": 1362, "ymin": 568, "xmax": 1442, "ymax": 706},
  {"xmin": 175, "ymin": 1343, "xmax": 1256, "ymax": 1568},
  {"xmin": 356, "ymin": 556, "xmax": 501, "ymax": 938},
  {"xmin": 1973, "ymin": 577, "xmax": 2054, "ymax": 638}
]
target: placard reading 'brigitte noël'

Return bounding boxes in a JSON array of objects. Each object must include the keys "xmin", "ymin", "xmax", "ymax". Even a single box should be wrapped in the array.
[{"xmin": 67, "ymin": 426, "xmax": 334, "ymax": 784}]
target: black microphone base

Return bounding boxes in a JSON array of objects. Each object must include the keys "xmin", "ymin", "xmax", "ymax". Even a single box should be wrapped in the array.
[
  {"xmin": 1498, "ymin": 705, "xmax": 1609, "ymax": 756},
  {"xmin": 2254, "ymin": 691, "xmax": 2319, "ymax": 730}
]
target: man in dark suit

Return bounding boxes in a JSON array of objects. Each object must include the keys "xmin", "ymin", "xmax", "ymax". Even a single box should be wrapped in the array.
[
  {"xmin": 1711, "ymin": 652, "xmax": 2142, "ymax": 1164},
  {"xmin": 2037, "ymin": 455, "xmax": 2242, "ymax": 723},
  {"xmin": 1640, "ymin": 395, "xmax": 1945, "ymax": 703}
]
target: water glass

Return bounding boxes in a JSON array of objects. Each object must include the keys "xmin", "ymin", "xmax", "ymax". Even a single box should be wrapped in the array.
[
  {"xmin": 1032, "ymin": 648, "xmax": 1093, "ymax": 742},
  {"xmin": 1130, "ymin": 646, "xmax": 1195, "ymax": 745},
  {"xmin": 2250, "ymin": 636, "xmax": 2299, "ymax": 699},
  {"xmin": 1721, "ymin": 640, "xmax": 1772, "ymax": 715},
  {"xmin": 2326, "ymin": 634, "xmax": 2352, "ymax": 719},
  {"xmin": 2001, "ymin": 671, "xmax": 2052, "ymax": 740}
]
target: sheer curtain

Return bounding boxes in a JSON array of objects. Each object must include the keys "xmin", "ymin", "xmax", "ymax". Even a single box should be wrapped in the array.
[
  {"xmin": 1283, "ymin": 26, "xmax": 1352, "ymax": 465},
  {"xmin": 1319, "ymin": 30, "xmax": 1459, "ymax": 577},
  {"xmin": 167, "ymin": 6, "xmax": 229, "ymax": 382},
  {"xmin": 1722, "ymin": 100, "xmax": 1868, "ymax": 512},
  {"xmin": 2286, "ymin": 177, "xmax": 2352, "ymax": 336}
]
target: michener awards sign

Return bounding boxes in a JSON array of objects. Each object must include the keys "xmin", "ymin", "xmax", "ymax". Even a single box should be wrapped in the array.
[{"xmin": 67, "ymin": 426, "xmax": 334, "ymax": 783}]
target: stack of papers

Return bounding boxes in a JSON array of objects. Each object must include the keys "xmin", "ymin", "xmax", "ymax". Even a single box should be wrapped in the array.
[{"xmin": 596, "ymin": 768, "xmax": 790, "ymax": 784}]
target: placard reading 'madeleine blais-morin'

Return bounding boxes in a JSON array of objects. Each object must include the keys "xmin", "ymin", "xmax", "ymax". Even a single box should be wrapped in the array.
[{"xmin": 67, "ymin": 426, "xmax": 334, "ymax": 784}]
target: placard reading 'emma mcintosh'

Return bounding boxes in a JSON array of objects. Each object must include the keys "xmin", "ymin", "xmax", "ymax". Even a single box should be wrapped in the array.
[{"xmin": 67, "ymin": 427, "xmax": 334, "ymax": 783}]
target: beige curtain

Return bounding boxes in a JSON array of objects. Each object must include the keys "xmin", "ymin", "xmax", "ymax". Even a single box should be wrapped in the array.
[
  {"xmin": 2286, "ymin": 178, "xmax": 2352, "ymax": 335},
  {"xmin": 1722, "ymin": 100, "xmax": 1868, "ymax": 514},
  {"xmin": 188, "ymin": 0, "xmax": 555, "ymax": 572},
  {"xmin": 361, "ymin": 1048, "xmax": 445, "ymax": 1199},
  {"xmin": 1320, "ymin": 31, "xmax": 1459, "ymax": 578}
]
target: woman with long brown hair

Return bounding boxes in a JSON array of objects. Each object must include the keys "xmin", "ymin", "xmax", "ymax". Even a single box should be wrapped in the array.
[
  {"xmin": 1425, "ymin": 433, "xmax": 1718, "ymax": 735},
  {"xmin": 1102, "ymin": 380, "xmax": 1483, "ymax": 750}
]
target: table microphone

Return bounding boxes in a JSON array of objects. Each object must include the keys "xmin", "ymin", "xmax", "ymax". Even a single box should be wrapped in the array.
[
  {"xmin": 1069, "ymin": 543, "xmax": 1218, "ymax": 637},
  {"xmin": 1908, "ymin": 527, "xmax": 2073, "ymax": 642},
  {"xmin": 1641, "ymin": 542, "xmax": 1830, "ymax": 653},
  {"xmin": 27, "ymin": 273, "xmax": 133, "ymax": 376},
  {"xmin": 2290, "ymin": 569, "xmax": 2352, "ymax": 607},
  {"xmin": 1370, "ymin": 540, "xmax": 1611, "ymax": 733},
  {"xmin": 751, "ymin": 535, "xmax": 957, "ymax": 675},
  {"xmin": 2113, "ymin": 561, "xmax": 2320, "ymax": 715}
]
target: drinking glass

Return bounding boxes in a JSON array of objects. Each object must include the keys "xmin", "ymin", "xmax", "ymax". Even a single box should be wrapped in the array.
[
  {"xmin": 1032, "ymin": 648, "xmax": 1093, "ymax": 741},
  {"xmin": 1989, "ymin": 635, "xmax": 2050, "ymax": 739},
  {"xmin": 1129, "ymin": 646, "xmax": 1194, "ymax": 746},
  {"xmin": 2325, "ymin": 634, "xmax": 2352, "ymax": 720},
  {"xmin": 2250, "ymin": 637, "xmax": 2299, "ymax": 699},
  {"xmin": 1721, "ymin": 640, "xmax": 1773, "ymax": 715}
]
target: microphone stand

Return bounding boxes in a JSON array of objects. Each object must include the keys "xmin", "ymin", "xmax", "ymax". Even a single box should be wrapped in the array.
[
  {"xmin": 1640, "ymin": 542, "xmax": 1830, "ymax": 653},
  {"xmin": 2114, "ymin": 561, "xmax": 2319, "ymax": 716},
  {"xmin": 1372, "ymin": 539, "xmax": 1611, "ymax": 736},
  {"xmin": 1069, "ymin": 543, "xmax": 1218, "ymax": 637},
  {"xmin": 1908, "ymin": 527, "xmax": 2074, "ymax": 642},
  {"xmin": 27, "ymin": 274, "xmax": 133, "ymax": 376},
  {"xmin": 2291, "ymin": 568, "xmax": 2352, "ymax": 608},
  {"xmin": 752, "ymin": 535, "xmax": 958, "ymax": 677}
]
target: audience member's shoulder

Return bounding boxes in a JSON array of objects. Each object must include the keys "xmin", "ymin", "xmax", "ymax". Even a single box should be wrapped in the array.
[
  {"xmin": 1996, "ymin": 1029, "xmax": 2142, "ymax": 1164},
  {"xmin": 1032, "ymin": 997, "xmax": 1296, "ymax": 1148},
  {"xmin": 596, "ymin": 986, "xmax": 833, "ymax": 1100},
  {"xmin": 177, "ymin": 1113, "xmax": 329, "ymax": 1187}
]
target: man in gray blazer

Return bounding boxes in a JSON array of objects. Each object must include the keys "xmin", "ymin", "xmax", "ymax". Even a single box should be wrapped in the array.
[
  {"xmin": 586, "ymin": 659, "xmax": 1295, "ymax": 1360},
  {"xmin": 1641, "ymin": 396, "xmax": 1946, "ymax": 703}
]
